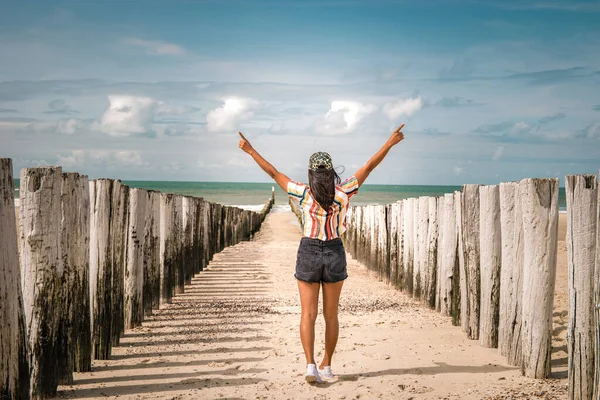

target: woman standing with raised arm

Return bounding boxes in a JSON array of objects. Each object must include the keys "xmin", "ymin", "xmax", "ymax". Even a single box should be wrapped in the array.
[{"xmin": 237, "ymin": 124, "xmax": 405, "ymax": 383}]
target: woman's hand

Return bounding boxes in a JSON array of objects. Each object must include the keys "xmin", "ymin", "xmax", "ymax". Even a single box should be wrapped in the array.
[
  {"xmin": 238, "ymin": 131, "xmax": 254, "ymax": 155},
  {"xmin": 387, "ymin": 123, "xmax": 405, "ymax": 147}
]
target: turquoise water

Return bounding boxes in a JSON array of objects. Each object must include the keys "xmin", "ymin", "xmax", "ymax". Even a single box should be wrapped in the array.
[{"xmin": 13, "ymin": 179, "xmax": 568, "ymax": 210}]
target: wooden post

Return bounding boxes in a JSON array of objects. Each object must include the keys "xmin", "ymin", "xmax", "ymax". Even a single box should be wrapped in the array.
[
  {"xmin": 173, "ymin": 195, "xmax": 184, "ymax": 295},
  {"xmin": 594, "ymin": 170, "xmax": 600, "ymax": 400},
  {"xmin": 0, "ymin": 159, "xmax": 30, "ymax": 400},
  {"xmin": 396, "ymin": 201, "xmax": 404, "ymax": 290},
  {"xmin": 369, "ymin": 205, "xmax": 378, "ymax": 272},
  {"xmin": 113, "ymin": 182, "xmax": 129, "ymax": 345},
  {"xmin": 415, "ymin": 197, "xmax": 429, "ymax": 300},
  {"xmin": 377, "ymin": 205, "xmax": 389, "ymax": 282},
  {"xmin": 59, "ymin": 172, "xmax": 91, "ymax": 380},
  {"xmin": 425, "ymin": 196, "xmax": 438, "ymax": 308},
  {"xmin": 479, "ymin": 185, "xmax": 501, "ymax": 348},
  {"xmin": 403, "ymin": 198, "xmax": 414, "ymax": 295},
  {"xmin": 452, "ymin": 192, "xmax": 462, "ymax": 327},
  {"xmin": 389, "ymin": 202, "xmax": 399, "ymax": 287},
  {"xmin": 202, "ymin": 201, "xmax": 211, "ymax": 267},
  {"xmin": 125, "ymin": 188, "xmax": 146, "ymax": 330},
  {"xmin": 498, "ymin": 182, "xmax": 524, "ymax": 366},
  {"xmin": 436, "ymin": 196, "xmax": 444, "ymax": 312},
  {"xmin": 461, "ymin": 184, "xmax": 481, "ymax": 340},
  {"xmin": 143, "ymin": 190, "xmax": 160, "ymax": 315},
  {"xmin": 440, "ymin": 193, "xmax": 457, "ymax": 317},
  {"xmin": 359, "ymin": 206, "xmax": 368, "ymax": 266},
  {"xmin": 565, "ymin": 174, "xmax": 597, "ymax": 398},
  {"xmin": 182, "ymin": 196, "xmax": 195, "ymax": 285},
  {"xmin": 520, "ymin": 178, "xmax": 559, "ymax": 379},
  {"xmin": 20, "ymin": 166, "xmax": 63, "ymax": 398},
  {"xmin": 412, "ymin": 199, "xmax": 420, "ymax": 298},
  {"xmin": 159, "ymin": 193, "xmax": 175, "ymax": 305},
  {"xmin": 193, "ymin": 197, "xmax": 205, "ymax": 274},
  {"xmin": 456, "ymin": 190, "xmax": 467, "ymax": 330},
  {"xmin": 89, "ymin": 179, "xmax": 115, "ymax": 360}
]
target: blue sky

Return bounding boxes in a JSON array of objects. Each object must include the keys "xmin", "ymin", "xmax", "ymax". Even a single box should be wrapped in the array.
[{"xmin": 1, "ymin": 0, "xmax": 599, "ymax": 184}]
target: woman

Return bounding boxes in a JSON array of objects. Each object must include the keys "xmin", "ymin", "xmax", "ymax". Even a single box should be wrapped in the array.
[{"xmin": 237, "ymin": 123, "xmax": 405, "ymax": 383}]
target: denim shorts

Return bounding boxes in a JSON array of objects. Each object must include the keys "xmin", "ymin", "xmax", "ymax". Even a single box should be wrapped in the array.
[{"xmin": 295, "ymin": 237, "xmax": 348, "ymax": 284}]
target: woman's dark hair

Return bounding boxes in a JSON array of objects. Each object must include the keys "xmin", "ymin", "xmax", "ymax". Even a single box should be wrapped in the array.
[{"xmin": 308, "ymin": 167, "xmax": 342, "ymax": 210}]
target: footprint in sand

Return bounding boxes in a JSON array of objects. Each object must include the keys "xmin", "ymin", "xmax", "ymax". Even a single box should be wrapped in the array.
[{"xmin": 208, "ymin": 361, "xmax": 228, "ymax": 368}]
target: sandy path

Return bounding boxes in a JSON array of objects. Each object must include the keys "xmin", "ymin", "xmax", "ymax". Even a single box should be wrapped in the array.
[{"xmin": 55, "ymin": 211, "xmax": 568, "ymax": 400}]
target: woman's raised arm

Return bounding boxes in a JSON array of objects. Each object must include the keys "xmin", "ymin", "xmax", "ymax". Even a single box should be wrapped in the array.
[
  {"xmin": 353, "ymin": 123, "xmax": 405, "ymax": 187},
  {"xmin": 238, "ymin": 131, "xmax": 291, "ymax": 191}
]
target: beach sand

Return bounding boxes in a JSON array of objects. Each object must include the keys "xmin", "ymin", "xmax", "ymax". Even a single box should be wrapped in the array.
[{"xmin": 50, "ymin": 211, "xmax": 568, "ymax": 400}]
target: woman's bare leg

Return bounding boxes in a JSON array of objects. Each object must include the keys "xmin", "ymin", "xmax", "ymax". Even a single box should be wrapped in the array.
[
  {"xmin": 320, "ymin": 280, "xmax": 344, "ymax": 368},
  {"xmin": 297, "ymin": 280, "xmax": 321, "ymax": 364}
]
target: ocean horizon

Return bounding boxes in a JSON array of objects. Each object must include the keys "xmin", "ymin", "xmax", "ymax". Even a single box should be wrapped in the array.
[{"xmin": 12, "ymin": 179, "xmax": 568, "ymax": 211}]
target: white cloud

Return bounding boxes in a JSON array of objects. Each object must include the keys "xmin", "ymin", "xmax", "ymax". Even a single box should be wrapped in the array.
[
  {"xmin": 493, "ymin": 146, "xmax": 504, "ymax": 161},
  {"xmin": 316, "ymin": 101, "xmax": 377, "ymax": 135},
  {"xmin": 454, "ymin": 165, "xmax": 464, "ymax": 175},
  {"xmin": 20, "ymin": 118, "xmax": 88, "ymax": 135},
  {"xmin": 98, "ymin": 95, "xmax": 194, "ymax": 137},
  {"xmin": 383, "ymin": 97, "xmax": 424, "ymax": 120},
  {"xmin": 206, "ymin": 98, "xmax": 260, "ymax": 132},
  {"xmin": 123, "ymin": 38, "xmax": 186, "ymax": 56},
  {"xmin": 57, "ymin": 149, "xmax": 147, "ymax": 168},
  {"xmin": 56, "ymin": 119, "xmax": 86, "ymax": 135},
  {"xmin": 99, "ymin": 95, "xmax": 158, "ymax": 136}
]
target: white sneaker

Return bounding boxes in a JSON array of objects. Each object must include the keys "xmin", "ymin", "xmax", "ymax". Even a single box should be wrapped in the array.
[
  {"xmin": 305, "ymin": 364, "xmax": 323, "ymax": 383},
  {"xmin": 318, "ymin": 366, "xmax": 335, "ymax": 380}
]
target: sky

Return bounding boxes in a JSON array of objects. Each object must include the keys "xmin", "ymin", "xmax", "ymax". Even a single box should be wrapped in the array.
[{"xmin": 1, "ymin": 0, "xmax": 599, "ymax": 185}]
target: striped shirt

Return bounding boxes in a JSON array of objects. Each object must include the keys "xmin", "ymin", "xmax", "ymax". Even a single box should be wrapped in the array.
[{"xmin": 287, "ymin": 175, "xmax": 359, "ymax": 241}]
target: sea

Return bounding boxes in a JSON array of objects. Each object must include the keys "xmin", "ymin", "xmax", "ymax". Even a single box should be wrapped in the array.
[{"xmin": 12, "ymin": 180, "xmax": 568, "ymax": 212}]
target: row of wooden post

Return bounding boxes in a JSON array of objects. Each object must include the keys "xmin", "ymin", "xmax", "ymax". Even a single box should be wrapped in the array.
[
  {"xmin": 344, "ymin": 174, "xmax": 600, "ymax": 399},
  {"xmin": 344, "ymin": 179, "xmax": 559, "ymax": 378},
  {"xmin": 0, "ymin": 159, "xmax": 274, "ymax": 400}
]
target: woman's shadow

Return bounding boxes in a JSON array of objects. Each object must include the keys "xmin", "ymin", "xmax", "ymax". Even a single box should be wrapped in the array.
[{"xmin": 308, "ymin": 361, "xmax": 519, "ymax": 387}]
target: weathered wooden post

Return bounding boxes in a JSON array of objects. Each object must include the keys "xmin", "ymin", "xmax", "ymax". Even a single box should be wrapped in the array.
[
  {"xmin": 143, "ymin": 190, "xmax": 160, "ymax": 315},
  {"xmin": 369, "ymin": 205, "xmax": 378, "ymax": 272},
  {"xmin": 479, "ymin": 185, "xmax": 501, "ymax": 348},
  {"xmin": 216, "ymin": 203, "xmax": 224, "ymax": 254},
  {"xmin": 359, "ymin": 205, "xmax": 369, "ymax": 266},
  {"xmin": 0, "ymin": 159, "xmax": 30, "ymax": 400},
  {"xmin": 182, "ymin": 196, "xmax": 195, "ymax": 285},
  {"xmin": 412, "ymin": 199, "xmax": 420, "ymax": 297},
  {"xmin": 110, "ymin": 181, "xmax": 129, "ymax": 345},
  {"xmin": 59, "ymin": 172, "xmax": 91, "ymax": 379},
  {"xmin": 520, "ymin": 178, "xmax": 559, "ymax": 379},
  {"xmin": 125, "ymin": 188, "xmax": 146, "ymax": 329},
  {"xmin": 377, "ymin": 205, "xmax": 389, "ymax": 282},
  {"xmin": 415, "ymin": 197, "xmax": 429, "ymax": 300},
  {"xmin": 20, "ymin": 166, "xmax": 63, "ymax": 398},
  {"xmin": 389, "ymin": 202, "xmax": 399, "ymax": 287},
  {"xmin": 396, "ymin": 201, "xmax": 404, "ymax": 290},
  {"xmin": 594, "ymin": 170, "xmax": 600, "ymax": 400},
  {"xmin": 565, "ymin": 174, "xmax": 597, "ymax": 398},
  {"xmin": 173, "ymin": 194, "xmax": 184, "ymax": 294},
  {"xmin": 89, "ymin": 179, "xmax": 116, "ymax": 360},
  {"xmin": 403, "ymin": 198, "xmax": 414, "ymax": 294},
  {"xmin": 461, "ymin": 184, "xmax": 481, "ymax": 340},
  {"xmin": 498, "ymin": 182, "xmax": 524, "ymax": 366},
  {"xmin": 159, "ymin": 193, "xmax": 175, "ymax": 305},
  {"xmin": 454, "ymin": 191, "xmax": 464, "ymax": 328},
  {"xmin": 425, "ymin": 196, "xmax": 438, "ymax": 308},
  {"xmin": 440, "ymin": 193, "xmax": 457, "ymax": 318},
  {"xmin": 193, "ymin": 197, "xmax": 205, "ymax": 275},
  {"xmin": 202, "ymin": 201, "xmax": 211, "ymax": 267},
  {"xmin": 436, "ymin": 196, "xmax": 444, "ymax": 312}
]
